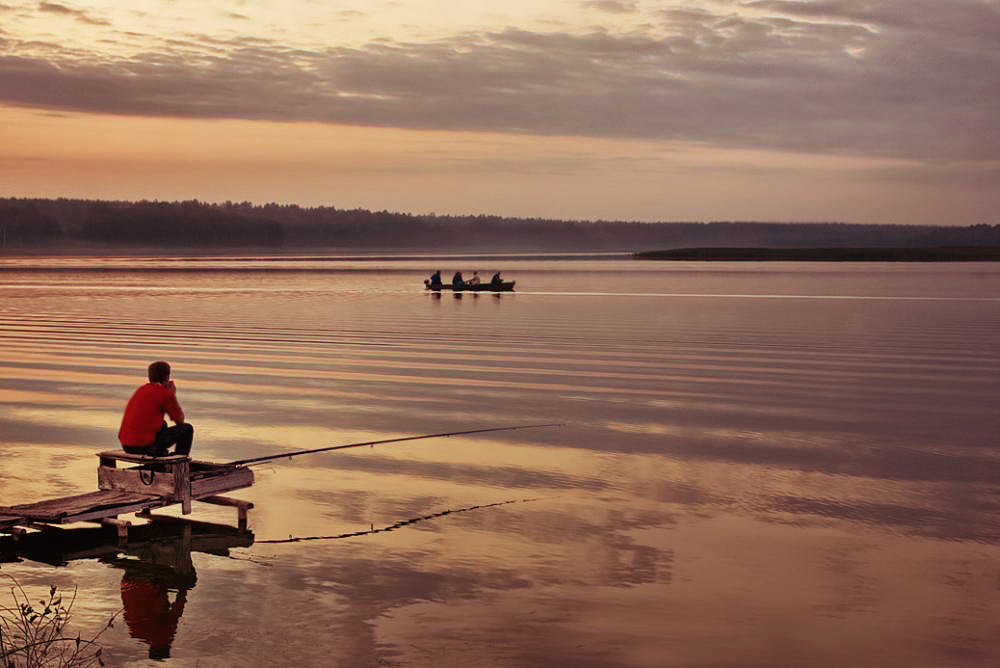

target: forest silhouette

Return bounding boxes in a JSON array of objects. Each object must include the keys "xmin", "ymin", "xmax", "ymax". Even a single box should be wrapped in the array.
[{"xmin": 2, "ymin": 197, "xmax": 999, "ymax": 252}]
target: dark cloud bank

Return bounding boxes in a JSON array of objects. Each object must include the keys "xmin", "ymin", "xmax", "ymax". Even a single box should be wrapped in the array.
[{"xmin": 0, "ymin": 0, "xmax": 998, "ymax": 163}]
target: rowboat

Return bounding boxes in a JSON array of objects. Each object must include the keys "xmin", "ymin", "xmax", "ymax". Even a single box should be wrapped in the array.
[{"xmin": 424, "ymin": 280, "xmax": 515, "ymax": 292}]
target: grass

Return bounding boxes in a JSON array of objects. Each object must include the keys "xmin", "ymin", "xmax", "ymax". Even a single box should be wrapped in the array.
[{"xmin": 0, "ymin": 575, "xmax": 119, "ymax": 668}]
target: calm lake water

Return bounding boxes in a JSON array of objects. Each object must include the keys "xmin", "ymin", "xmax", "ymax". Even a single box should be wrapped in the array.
[{"xmin": 1, "ymin": 255, "xmax": 999, "ymax": 667}]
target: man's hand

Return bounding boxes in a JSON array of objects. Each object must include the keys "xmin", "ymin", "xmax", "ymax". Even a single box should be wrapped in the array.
[{"xmin": 162, "ymin": 379, "xmax": 176, "ymax": 392}]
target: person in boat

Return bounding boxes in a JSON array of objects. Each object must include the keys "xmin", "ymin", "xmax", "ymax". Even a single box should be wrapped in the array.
[
  {"xmin": 119, "ymin": 361, "xmax": 194, "ymax": 457},
  {"xmin": 490, "ymin": 271, "xmax": 503, "ymax": 287},
  {"xmin": 468, "ymin": 271, "xmax": 481, "ymax": 286},
  {"xmin": 428, "ymin": 270, "xmax": 442, "ymax": 287},
  {"xmin": 452, "ymin": 271, "xmax": 465, "ymax": 289}
]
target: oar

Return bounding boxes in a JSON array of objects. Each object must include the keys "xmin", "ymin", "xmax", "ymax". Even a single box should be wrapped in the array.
[{"xmin": 227, "ymin": 423, "xmax": 563, "ymax": 467}]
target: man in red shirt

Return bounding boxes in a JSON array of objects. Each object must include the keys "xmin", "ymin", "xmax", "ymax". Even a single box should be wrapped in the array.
[{"xmin": 119, "ymin": 361, "xmax": 194, "ymax": 456}]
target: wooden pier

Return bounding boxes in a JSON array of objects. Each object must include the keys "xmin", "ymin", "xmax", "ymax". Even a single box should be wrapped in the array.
[{"xmin": 0, "ymin": 452, "xmax": 255, "ymax": 539}]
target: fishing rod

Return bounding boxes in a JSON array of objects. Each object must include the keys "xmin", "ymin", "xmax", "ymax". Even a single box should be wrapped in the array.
[{"xmin": 228, "ymin": 423, "xmax": 563, "ymax": 467}]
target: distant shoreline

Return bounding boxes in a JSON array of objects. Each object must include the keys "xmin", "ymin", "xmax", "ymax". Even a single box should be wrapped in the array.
[
  {"xmin": 634, "ymin": 247, "xmax": 1000, "ymax": 261},
  {"xmin": 4, "ymin": 198, "xmax": 1000, "ymax": 253}
]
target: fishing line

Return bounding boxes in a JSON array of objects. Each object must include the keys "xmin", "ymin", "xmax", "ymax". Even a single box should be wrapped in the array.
[{"xmin": 257, "ymin": 498, "xmax": 540, "ymax": 544}]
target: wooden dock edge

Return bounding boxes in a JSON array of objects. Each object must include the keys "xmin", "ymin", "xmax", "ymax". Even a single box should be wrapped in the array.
[
  {"xmin": 1, "ymin": 454, "xmax": 256, "ymax": 538},
  {"xmin": 0, "ymin": 516, "xmax": 27, "ymax": 538},
  {"xmin": 98, "ymin": 517, "xmax": 131, "ymax": 541},
  {"xmin": 198, "ymin": 495, "xmax": 254, "ymax": 530}
]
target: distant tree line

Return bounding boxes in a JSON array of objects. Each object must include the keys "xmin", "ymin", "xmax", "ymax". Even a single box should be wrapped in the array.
[
  {"xmin": 635, "ymin": 247, "xmax": 1000, "ymax": 261},
  {"xmin": 1, "ymin": 197, "xmax": 999, "ymax": 251},
  {"xmin": 78, "ymin": 200, "xmax": 284, "ymax": 246},
  {"xmin": 0, "ymin": 200, "xmax": 61, "ymax": 243}
]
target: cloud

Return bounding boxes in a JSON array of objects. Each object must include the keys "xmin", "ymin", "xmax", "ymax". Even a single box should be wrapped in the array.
[
  {"xmin": 37, "ymin": 1, "xmax": 110, "ymax": 25},
  {"xmin": 761, "ymin": 493, "xmax": 1000, "ymax": 543},
  {"xmin": 581, "ymin": 0, "xmax": 638, "ymax": 13},
  {"xmin": 742, "ymin": 0, "xmax": 1000, "ymax": 35},
  {"xmin": 0, "ymin": 0, "xmax": 997, "ymax": 164},
  {"xmin": 37, "ymin": 1, "xmax": 73, "ymax": 13}
]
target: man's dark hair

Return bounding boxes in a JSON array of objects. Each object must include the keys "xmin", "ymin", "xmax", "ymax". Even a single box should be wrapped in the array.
[{"xmin": 148, "ymin": 361, "xmax": 171, "ymax": 384}]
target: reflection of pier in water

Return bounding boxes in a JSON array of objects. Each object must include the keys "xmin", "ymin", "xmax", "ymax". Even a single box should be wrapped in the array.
[{"xmin": 1, "ymin": 516, "xmax": 253, "ymax": 659}]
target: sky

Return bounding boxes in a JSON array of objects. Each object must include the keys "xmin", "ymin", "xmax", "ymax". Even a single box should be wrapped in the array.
[{"xmin": 1, "ymin": 0, "xmax": 998, "ymax": 225}]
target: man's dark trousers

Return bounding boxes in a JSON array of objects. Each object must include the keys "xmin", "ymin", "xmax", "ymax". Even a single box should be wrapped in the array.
[{"xmin": 123, "ymin": 423, "xmax": 193, "ymax": 457}]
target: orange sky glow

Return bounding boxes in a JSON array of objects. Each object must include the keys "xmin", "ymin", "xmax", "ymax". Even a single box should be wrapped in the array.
[{"xmin": 2, "ymin": 1, "xmax": 998, "ymax": 224}]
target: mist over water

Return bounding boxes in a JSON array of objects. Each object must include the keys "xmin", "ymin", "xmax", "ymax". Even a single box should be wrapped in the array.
[{"xmin": 1, "ymin": 256, "xmax": 999, "ymax": 667}]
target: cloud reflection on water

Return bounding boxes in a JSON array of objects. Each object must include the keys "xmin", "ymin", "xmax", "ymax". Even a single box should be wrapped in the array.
[{"xmin": 1, "ymin": 259, "xmax": 999, "ymax": 666}]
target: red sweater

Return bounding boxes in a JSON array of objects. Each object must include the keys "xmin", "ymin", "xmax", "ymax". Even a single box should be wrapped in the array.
[{"xmin": 118, "ymin": 383, "xmax": 185, "ymax": 447}]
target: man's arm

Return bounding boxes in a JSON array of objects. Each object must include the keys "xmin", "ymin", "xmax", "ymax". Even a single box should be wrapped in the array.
[{"xmin": 161, "ymin": 381, "xmax": 186, "ymax": 424}]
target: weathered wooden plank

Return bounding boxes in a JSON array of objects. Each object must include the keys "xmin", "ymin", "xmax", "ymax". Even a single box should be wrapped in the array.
[
  {"xmin": 175, "ymin": 459, "xmax": 192, "ymax": 514},
  {"xmin": 98, "ymin": 466, "xmax": 176, "ymax": 496},
  {"xmin": 10, "ymin": 489, "xmax": 128, "ymax": 513},
  {"xmin": 60, "ymin": 498, "xmax": 166, "ymax": 524},
  {"xmin": 100, "ymin": 517, "xmax": 131, "ymax": 540},
  {"xmin": 97, "ymin": 451, "xmax": 190, "ymax": 465},
  {"xmin": 191, "ymin": 468, "xmax": 254, "ymax": 499},
  {"xmin": 9, "ymin": 467, "xmax": 250, "ymax": 519},
  {"xmin": 1, "ymin": 515, "xmax": 27, "ymax": 537},
  {"xmin": 4, "ymin": 454, "xmax": 254, "ymax": 530},
  {"xmin": 189, "ymin": 460, "xmax": 233, "ymax": 471},
  {"xmin": 199, "ymin": 495, "xmax": 254, "ymax": 530},
  {"xmin": 7, "ymin": 490, "xmax": 162, "ymax": 522},
  {"xmin": 198, "ymin": 495, "xmax": 255, "ymax": 509}
]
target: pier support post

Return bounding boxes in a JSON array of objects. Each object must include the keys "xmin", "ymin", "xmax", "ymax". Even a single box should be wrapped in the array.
[
  {"xmin": 173, "ymin": 459, "xmax": 192, "ymax": 514},
  {"xmin": 4, "ymin": 526, "xmax": 27, "ymax": 539},
  {"xmin": 102, "ymin": 517, "xmax": 131, "ymax": 542},
  {"xmin": 199, "ymin": 495, "xmax": 254, "ymax": 531}
]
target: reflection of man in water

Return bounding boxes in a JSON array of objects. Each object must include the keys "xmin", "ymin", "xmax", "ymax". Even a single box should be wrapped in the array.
[
  {"xmin": 121, "ymin": 570, "xmax": 190, "ymax": 660},
  {"xmin": 119, "ymin": 535, "xmax": 196, "ymax": 661}
]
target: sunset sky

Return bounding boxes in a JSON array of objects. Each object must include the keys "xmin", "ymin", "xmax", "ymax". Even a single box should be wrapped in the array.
[{"xmin": 1, "ymin": 0, "xmax": 998, "ymax": 225}]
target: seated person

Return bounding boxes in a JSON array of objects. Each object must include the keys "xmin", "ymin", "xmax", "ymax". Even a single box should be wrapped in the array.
[
  {"xmin": 490, "ymin": 272, "xmax": 503, "ymax": 287},
  {"xmin": 119, "ymin": 361, "xmax": 193, "ymax": 457},
  {"xmin": 452, "ymin": 271, "xmax": 465, "ymax": 288},
  {"xmin": 468, "ymin": 271, "xmax": 481, "ymax": 286},
  {"xmin": 429, "ymin": 270, "xmax": 442, "ymax": 286}
]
